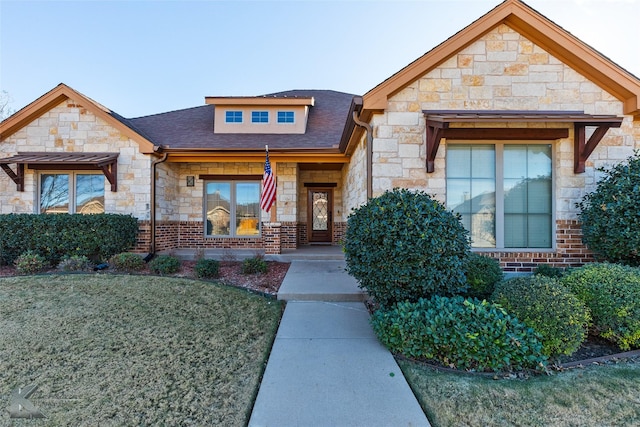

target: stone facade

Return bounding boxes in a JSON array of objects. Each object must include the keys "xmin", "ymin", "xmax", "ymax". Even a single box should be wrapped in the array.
[
  {"xmin": 368, "ymin": 25, "xmax": 640, "ymax": 270},
  {"xmin": 0, "ymin": 100, "xmax": 152, "ymax": 218}
]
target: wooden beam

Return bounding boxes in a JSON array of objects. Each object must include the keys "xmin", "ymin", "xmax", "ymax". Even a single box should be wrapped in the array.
[
  {"xmin": 426, "ymin": 120, "xmax": 448, "ymax": 173},
  {"xmin": 441, "ymin": 128, "xmax": 569, "ymax": 140},
  {"xmin": 100, "ymin": 160, "xmax": 117, "ymax": 192},
  {"xmin": 0, "ymin": 163, "xmax": 24, "ymax": 191},
  {"xmin": 574, "ymin": 122, "xmax": 622, "ymax": 173}
]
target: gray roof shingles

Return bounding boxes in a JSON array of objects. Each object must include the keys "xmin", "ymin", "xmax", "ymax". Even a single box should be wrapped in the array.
[{"xmin": 128, "ymin": 90, "xmax": 356, "ymax": 151}]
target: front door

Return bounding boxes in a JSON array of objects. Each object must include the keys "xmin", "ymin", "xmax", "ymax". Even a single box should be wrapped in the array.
[{"xmin": 308, "ymin": 189, "xmax": 333, "ymax": 243}]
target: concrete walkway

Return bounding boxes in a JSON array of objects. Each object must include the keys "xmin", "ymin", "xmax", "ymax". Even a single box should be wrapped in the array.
[{"xmin": 249, "ymin": 260, "xmax": 430, "ymax": 427}]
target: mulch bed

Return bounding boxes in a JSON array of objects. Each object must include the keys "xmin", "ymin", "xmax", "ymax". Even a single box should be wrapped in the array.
[{"xmin": 0, "ymin": 261, "xmax": 290, "ymax": 296}]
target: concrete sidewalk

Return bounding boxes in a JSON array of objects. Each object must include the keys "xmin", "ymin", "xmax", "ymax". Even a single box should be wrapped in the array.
[{"xmin": 249, "ymin": 261, "xmax": 430, "ymax": 427}]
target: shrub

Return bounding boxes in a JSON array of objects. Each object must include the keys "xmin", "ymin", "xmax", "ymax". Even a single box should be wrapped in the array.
[
  {"xmin": 561, "ymin": 263, "xmax": 640, "ymax": 350},
  {"xmin": 57, "ymin": 255, "xmax": 92, "ymax": 272},
  {"xmin": 491, "ymin": 276, "xmax": 590, "ymax": 358},
  {"xmin": 15, "ymin": 250, "xmax": 48, "ymax": 275},
  {"xmin": 371, "ymin": 295, "xmax": 547, "ymax": 372},
  {"xmin": 149, "ymin": 255, "xmax": 181, "ymax": 275},
  {"xmin": 0, "ymin": 213, "xmax": 139, "ymax": 266},
  {"xmin": 463, "ymin": 253, "xmax": 503, "ymax": 298},
  {"xmin": 242, "ymin": 256, "xmax": 268, "ymax": 274},
  {"xmin": 195, "ymin": 258, "xmax": 220, "ymax": 279},
  {"xmin": 109, "ymin": 253, "xmax": 145, "ymax": 273},
  {"xmin": 534, "ymin": 264, "xmax": 565, "ymax": 278},
  {"xmin": 344, "ymin": 189, "xmax": 470, "ymax": 307},
  {"xmin": 576, "ymin": 151, "xmax": 640, "ymax": 266}
]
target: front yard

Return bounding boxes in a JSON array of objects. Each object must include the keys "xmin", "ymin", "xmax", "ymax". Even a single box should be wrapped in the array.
[
  {"xmin": 0, "ymin": 274, "xmax": 283, "ymax": 425},
  {"xmin": 400, "ymin": 358, "xmax": 640, "ymax": 426}
]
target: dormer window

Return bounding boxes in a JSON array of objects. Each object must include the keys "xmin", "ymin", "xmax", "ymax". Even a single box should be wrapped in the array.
[
  {"xmin": 207, "ymin": 96, "xmax": 313, "ymax": 134},
  {"xmin": 251, "ymin": 111, "xmax": 269, "ymax": 123},
  {"xmin": 225, "ymin": 111, "xmax": 243, "ymax": 123},
  {"xmin": 277, "ymin": 111, "xmax": 295, "ymax": 123}
]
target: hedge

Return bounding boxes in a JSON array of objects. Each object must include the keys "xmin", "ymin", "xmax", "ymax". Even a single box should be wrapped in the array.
[{"xmin": 0, "ymin": 213, "xmax": 139, "ymax": 266}]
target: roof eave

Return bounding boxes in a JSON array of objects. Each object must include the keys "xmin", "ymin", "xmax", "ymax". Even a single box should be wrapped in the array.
[
  {"xmin": 362, "ymin": 0, "xmax": 640, "ymax": 117},
  {"xmin": 0, "ymin": 84, "xmax": 159, "ymax": 153}
]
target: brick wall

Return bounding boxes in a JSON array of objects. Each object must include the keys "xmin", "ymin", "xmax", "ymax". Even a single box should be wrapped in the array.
[
  {"xmin": 482, "ymin": 220, "xmax": 594, "ymax": 272},
  {"xmin": 280, "ymin": 222, "xmax": 298, "ymax": 249}
]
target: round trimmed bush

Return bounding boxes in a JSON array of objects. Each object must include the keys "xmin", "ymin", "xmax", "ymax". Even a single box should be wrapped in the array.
[
  {"xmin": 577, "ymin": 151, "xmax": 640, "ymax": 266},
  {"xmin": 371, "ymin": 295, "xmax": 547, "ymax": 372},
  {"xmin": 195, "ymin": 258, "xmax": 220, "ymax": 279},
  {"xmin": 149, "ymin": 255, "xmax": 181, "ymax": 275},
  {"xmin": 109, "ymin": 253, "xmax": 145, "ymax": 273},
  {"xmin": 463, "ymin": 253, "xmax": 503, "ymax": 298},
  {"xmin": 561, "ymin": 263, "xmax": 640, "ymax": 350},
  {"xmin": 344, "ymin": 189, "xmax": 470, "ymax": 307},
  {"xmin": 491, "ymin": 276, "xmax": 591, "ymax": 358}
]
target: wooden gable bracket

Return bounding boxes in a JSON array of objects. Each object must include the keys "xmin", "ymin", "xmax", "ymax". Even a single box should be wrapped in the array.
[
  {"xmin": 426, "ymin": 120, "xmax": 449, "ymax": 173},
  {"xmin": 97, "ymin": 159, "xmax": 118, "ymax": 192},
  {"xmin": 574, "ymin": 121, "xmax": 622, "ymax": 173},
  {"xmin": 0, "ymin": 163, "xmax": 25, "ymax": 191}
]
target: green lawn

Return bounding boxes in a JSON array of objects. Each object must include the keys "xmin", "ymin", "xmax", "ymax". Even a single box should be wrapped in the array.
[
  {"xmin": 400, "ymin": 358, "xmax": 640, "ymax": 427},
  {"xmin": 0, "ymin": 274, "xmax": 283, "ymax": 426}
]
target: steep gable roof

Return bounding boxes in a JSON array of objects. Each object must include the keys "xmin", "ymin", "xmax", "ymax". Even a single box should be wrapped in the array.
[
  {"xmin": 363, "ymin": 0, "xmax": 640, "ymax": 118},
  {"xmin": 0, "ymin": 83, "xmax": 157, "ymax": 153}
]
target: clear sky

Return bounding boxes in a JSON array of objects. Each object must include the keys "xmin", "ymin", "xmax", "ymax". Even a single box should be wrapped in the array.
[{"xmin": 1, "ymin": 0, "xmax": 639, "ymax": 118}]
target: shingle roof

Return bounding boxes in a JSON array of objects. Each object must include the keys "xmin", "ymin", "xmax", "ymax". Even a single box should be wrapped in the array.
[{"xmin": 129, "ymin": 90, "xmax": 357, "ymax": 151}]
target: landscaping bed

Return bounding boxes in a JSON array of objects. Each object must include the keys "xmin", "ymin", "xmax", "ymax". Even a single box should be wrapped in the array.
[
  {"xmin": 0, "ymin": 260, "xmax": 290, "ymax": 296},
  {"xmin": 0, "ymin": 275, "xmax": 284, "ymax": 425}
]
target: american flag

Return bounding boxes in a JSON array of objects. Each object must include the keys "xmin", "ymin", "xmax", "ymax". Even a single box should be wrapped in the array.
[{"xmin": 260, "ymin": 149, "xmax": 276, "ymax": 212}]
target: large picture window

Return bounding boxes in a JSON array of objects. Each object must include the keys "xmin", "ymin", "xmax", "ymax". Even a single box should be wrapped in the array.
[
  {"xmin": 446, "ymin": 143, "xmax": 552, "ymax": 249},
  {"xmin": 205, "ymin": 181, "xmax": 261, "ymax": 237},
  {"xmin": 40, "ymin": 173, "xmax": 105, "ymax": 214}
]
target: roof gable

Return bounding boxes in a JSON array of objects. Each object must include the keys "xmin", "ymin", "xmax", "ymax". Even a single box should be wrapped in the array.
[
  {"xmin": 0, "ymin": 83, "xmax": 157, "ymax": 153},
  {"xmin": 363, "ymin": 0, "xmax": 640, "ymax": 117}
]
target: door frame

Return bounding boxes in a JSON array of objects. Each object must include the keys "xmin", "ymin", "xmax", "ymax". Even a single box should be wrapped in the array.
[{"xmin": 306, "ymin": 187, "xmax": 334, "ymax": 244}]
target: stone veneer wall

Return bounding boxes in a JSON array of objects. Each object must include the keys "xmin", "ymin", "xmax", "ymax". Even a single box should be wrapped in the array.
[
  {"xmin": 143, "ymin": 162, "xmax": 299, "ymax": 253},
  {"xmin": 343, "ymin": 132, "xmax": 368, "ymax": 215},
  {"xmin": 0, "ymin": 99, "xmax": 152, "ymax": 218},
  {"xmin": 369, "ymin": 24, "xmax": 639, "ymax": 268}
]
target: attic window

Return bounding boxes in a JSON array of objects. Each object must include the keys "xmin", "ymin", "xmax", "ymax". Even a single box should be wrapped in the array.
[
  {"xmin": 251, "ymin": 111, "xmax": 269, "ymax": 123},
  {"xmin": 277, "ymin": 111, "xmax": 295, "ymax": 123},
  {"xmin": 225, "ymin": 111, "xmax": 243, "ymax": 123}
]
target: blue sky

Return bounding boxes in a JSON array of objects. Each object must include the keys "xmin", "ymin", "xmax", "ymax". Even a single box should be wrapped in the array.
[{"xmin": 1, "ymin": 0, "xmax": 639, "ymax": 118}]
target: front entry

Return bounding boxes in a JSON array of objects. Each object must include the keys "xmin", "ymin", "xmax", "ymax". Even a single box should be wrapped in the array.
[{"xmin": 307, "ymin": 188, "xmax": 333, "ymax": 243}]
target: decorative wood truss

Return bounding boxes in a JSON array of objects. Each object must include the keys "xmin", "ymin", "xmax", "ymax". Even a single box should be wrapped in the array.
[
  {"xmin": 423, "ymin": 111, "xmax": 623, "ymax": 173},
  {"xmin": 0, "ymin": 152, "xmax": 119, "ymax": 192}
]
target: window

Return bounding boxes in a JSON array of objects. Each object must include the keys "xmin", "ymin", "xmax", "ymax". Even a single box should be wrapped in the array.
[
  {"xmin": 40, "ymin": 173, "xmax": 105, "ymax": 214},
  {"xmin": 446, "ymin": 143, "xmax": 552, "ymax": 249},
  {"xmin": 205, "ymin": 181, "xmax": 261, "ymax": 237},
  {"xmin": 225, "ymin": 111, "xmax": 243, "ymax": 123},
  {"xmin": 251, "ymin": 111, "xmax": 269, "ymax": 123},
  {"xmin": 277, "ymin": 111, "xmax": 295, "ymax": 123}
]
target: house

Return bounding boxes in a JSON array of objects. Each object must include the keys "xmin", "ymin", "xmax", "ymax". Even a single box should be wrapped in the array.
[{"xmin": 1, "ymin": 0, "xmax": 639, "ymax": 272}]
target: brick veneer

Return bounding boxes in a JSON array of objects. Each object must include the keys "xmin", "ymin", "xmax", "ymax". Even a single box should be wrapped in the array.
[{"xmin": 482, "ymin": 220, "xmax": 594, "ymax": 272}]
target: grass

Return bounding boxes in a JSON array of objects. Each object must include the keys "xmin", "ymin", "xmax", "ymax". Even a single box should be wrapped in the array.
[
  {"xmin": 399, "ymin": 358, "xmax": 640, "ymax": 427},
  {"xmin": 0, "ymin": 274, "xmax": 283, "ymax": 426}
]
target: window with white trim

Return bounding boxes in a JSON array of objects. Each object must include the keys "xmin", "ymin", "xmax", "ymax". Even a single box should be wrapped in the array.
[
  {"xmin": 446, "ymin": 143, "xmax": 552, "ymax": 249},
  {"xmin": 205, "ymin": 180, "xmax": 261, "ymax": 237},
  {"xmin": 225, "ymin": 111, "xmax": 243, "ymax": 123},
  {"xmin": 39, "ymin": 173, "xmax": 105, "ymax": 214},
  {"xmin": 277, "ymin": 111, "xmax": 295, "ymax": 123},
  {"xmin": 251, "ymin": 111, "xmax": 269, "ymax": 123}
]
